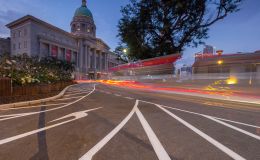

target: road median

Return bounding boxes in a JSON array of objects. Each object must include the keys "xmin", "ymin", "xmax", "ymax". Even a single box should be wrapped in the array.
[{"xmin": 0, "ymin": 83, "xmax": 78, "ymax": 110}]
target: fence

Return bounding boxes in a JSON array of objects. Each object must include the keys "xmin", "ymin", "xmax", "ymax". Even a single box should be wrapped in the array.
[
  {"xmin": 0, "ymin": 78, "xmax": 11, "ymax": 97},
  {"xmin": 0, "ymin": 80, "xmax": 74, "ymax": 98}
]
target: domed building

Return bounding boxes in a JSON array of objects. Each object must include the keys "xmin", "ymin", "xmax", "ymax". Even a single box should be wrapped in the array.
[{"xmin": 5, "ymin": 0, "xmax": 112, "ymax": 79}]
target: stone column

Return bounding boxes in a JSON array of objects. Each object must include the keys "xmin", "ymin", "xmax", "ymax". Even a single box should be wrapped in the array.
[
  {"xmin": 99, "ymin": 52, "xmax": 102, "ymax": 71},
  {"xmin": 79, "ymin": 40, "xmax": 85, "ymax": 73},
  {"xmin": 105, "ymin": 53, "xmax": 108, "ymax": 71},
  {"xmin": 87, "ymin": 46, "xmax": 90, "ymax": 69},
  {"xmin": 93, "ymin": 49, "xmax": 97, "ymax": 79},
  {"xmin": 84, "ymin": 45, "xmax": 88, "ymax": 73},
  {"xmin": 39, "ymin": 42, "xmax": 42, "ymax": 59},
  {"xmin": 49, "ymin": 44, "xmax": 51, "ymax": 56}
]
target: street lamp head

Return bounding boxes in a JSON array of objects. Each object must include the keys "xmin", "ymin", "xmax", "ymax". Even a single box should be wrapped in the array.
[
  {"xmin": 217, "ymin": 60, "xmax": 223, "ymax": 65},
  {"xmin": 123, "ymin": 49, "xmax": 127, "ymax": 53}
]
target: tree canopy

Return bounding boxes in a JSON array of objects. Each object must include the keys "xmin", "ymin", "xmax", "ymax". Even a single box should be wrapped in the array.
[{"xmin": 118, "ymin": 0, "xmax": 242, "ymax": 60}]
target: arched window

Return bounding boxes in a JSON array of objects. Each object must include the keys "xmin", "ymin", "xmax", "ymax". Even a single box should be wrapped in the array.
[
  {"xmin": 72, "ymin": 24, "xmax": 76, "ymax": 32},
  {"xmin": 81, "ymin": 24, "xmax": 86, "ymax": 32},
  {"xmin": 77, "ymin": 24, "xmax": 80, "ymax": 31}
]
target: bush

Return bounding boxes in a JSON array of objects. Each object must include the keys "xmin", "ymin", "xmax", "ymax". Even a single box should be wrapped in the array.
[{"xmin": 0, "ymin": 53, "xmax": 75, "ymax": 86}]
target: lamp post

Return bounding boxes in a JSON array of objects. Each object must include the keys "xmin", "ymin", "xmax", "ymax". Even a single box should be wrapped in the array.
[{"xmin": 217, "ymin": 60, "xmax": 223, "ymax": 75}]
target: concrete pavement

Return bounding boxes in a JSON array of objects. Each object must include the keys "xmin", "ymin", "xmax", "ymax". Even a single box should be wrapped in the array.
[{"xmin": 0, "ymin": 83, "xmax": 259, "ymax": 160}]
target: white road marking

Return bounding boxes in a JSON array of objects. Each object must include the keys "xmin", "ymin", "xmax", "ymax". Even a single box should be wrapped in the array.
[
  {"xmin": 142, "ymin": 100, "xmax": 260, "ymax": 129},
  {"xmin": 124, "ymin": 97, "xmax": 134, "ymax": 100},
  {"xmin": 79, "ymin": 100, "xmax": 138, "ymax": 160},
  {"xmin": 213, "ymin": 117, "xmax": 260, "ymax": 129},
  {"xmin": 0, "ymin": 108, "xmax": 101, "ymax": 145},
  {"xmin": 0, "ymin": 103, "xmax": 68, "ymax": 111},
  {"xmin": 79, "ymin": 100, "xmax": 170, "ymax": 160},
  {"xmin": 141, "ymin": 100, "xmax": 260, "ymax": 140},
  {"xmin": 135, "ymin": 106, "xmax": 171, "ymax": 160},
  {"xmin": 64, "ymin": 92, "xmax": 92, "ymax": 97},
  {"xmin": 154, "ymin": 104, "xmax": 246, "ymax": 160},
  {"xmin": 0, "ymin": 85, "xmax": 96, "ymax": 122},
  {"xmin": 54, "ymin": 96, "xmax": 84, "ymax": 101},
  {"xmin": 66, "ymin": 90, "xmax": 85, "ymax": 94},
  {"xmin": 161, "ymin": 105, "xmax": 260, "ymax": 131},
  {"xmin": 205, "ymin": 116, "xmax": 260, "ymax": 141},
  {"xmin": 114, "ymin": 94, "xmax": 121, "ymax": 97}
]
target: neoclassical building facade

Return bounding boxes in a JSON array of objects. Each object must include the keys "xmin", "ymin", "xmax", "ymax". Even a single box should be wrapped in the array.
[{"xmin": 6, "ymin": 0, "xmax": 112, "ymax": 79}]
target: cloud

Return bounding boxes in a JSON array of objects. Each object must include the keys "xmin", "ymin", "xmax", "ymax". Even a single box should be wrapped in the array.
[{"xmin": 0, "ymin": 10, "xmax": 24, "ymax": 37}]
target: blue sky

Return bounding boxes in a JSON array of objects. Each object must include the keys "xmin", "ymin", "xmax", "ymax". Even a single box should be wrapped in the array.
[{"xmin": 0, "ymin": 0, "xmax": 259, "ymax": 64}]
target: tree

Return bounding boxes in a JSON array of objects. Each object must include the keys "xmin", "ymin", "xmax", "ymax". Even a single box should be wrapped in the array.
[
  {"xmin": 118, "ymin": 0, "xmax": 242, "ymax": 60},
  {"xmin": 114, "ymin": 46, "xmax": 129, "ymax": 62}
]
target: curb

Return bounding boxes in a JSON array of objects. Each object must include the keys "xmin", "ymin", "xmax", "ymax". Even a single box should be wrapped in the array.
[{"xmin": 0, "ymin": 83, "xmax": 79, "ymax": 110}]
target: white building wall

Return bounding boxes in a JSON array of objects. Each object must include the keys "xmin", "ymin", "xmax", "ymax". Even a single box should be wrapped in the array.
[
  {"xmin": 30, "ymin": 21, "xmax": 77, "ymax": 57},
  {"xmin": 10, "ymin": 22, "xmax": 31, "ymax": 56}
]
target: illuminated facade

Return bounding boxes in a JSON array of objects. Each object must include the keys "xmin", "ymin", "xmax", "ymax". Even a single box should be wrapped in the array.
[
  {"xmin": 5, "ymin": 0, "xmax": 111, "ymax": 79},
  {"xmin": 193, "ymin": 51, "xmax": 260, "ymax": 75}
]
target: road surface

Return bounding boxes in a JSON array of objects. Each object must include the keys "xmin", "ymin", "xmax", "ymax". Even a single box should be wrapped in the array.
[{"xmin": 0, "ymin": 83, "xmax": 259, "ymax": 160}]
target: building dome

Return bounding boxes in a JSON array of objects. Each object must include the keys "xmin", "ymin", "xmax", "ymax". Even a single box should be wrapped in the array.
[{"xmin": 74, "ymin": 0, "xmax": 93, "ymax": 18}]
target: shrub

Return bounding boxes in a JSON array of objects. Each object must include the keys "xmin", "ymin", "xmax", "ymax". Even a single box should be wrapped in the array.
[{"xmin": 0, "ymin": 53, "xmax": 75, "ymax": 86}]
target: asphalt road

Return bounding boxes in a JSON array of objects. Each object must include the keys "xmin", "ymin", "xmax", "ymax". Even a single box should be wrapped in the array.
[{"xmin": 0, "ymin": 83, "xmax": 259, "ymax": 160}]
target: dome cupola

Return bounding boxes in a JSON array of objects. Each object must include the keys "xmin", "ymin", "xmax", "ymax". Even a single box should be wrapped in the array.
[
  {"xmin": 74, "ymin": 0, "xmax": 93, "ymax": 18},
  {"xmin": 71, "ymin": 0, "xmax": 96, "ymax": 38}
]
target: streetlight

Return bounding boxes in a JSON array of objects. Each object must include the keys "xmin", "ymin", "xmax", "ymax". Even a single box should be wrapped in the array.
[
  {"xmin": 217, "ymin": 60, "xmax": 223, "ymax": 75},
  {"xmin": 217, "ymin": 60, "xmax": 223, "ymax": 65},
  {"xmin": 123, "ymin": 49, "xmax": 127, "ymax": 54}
]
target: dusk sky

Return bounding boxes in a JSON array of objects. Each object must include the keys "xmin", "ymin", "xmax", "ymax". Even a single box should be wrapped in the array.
[{"xmin": 0, "ymin": 0, "xmax": 259, "ymax": 64}]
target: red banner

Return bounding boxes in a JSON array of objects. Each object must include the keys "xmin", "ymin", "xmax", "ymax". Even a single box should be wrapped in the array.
[
  {"xmin": 51, "ymin": 46, "xmax": 58, "ymax": 58},
  {"xmin": 66, "ymin": 50, "xmax": 72, "ymax": 62}
]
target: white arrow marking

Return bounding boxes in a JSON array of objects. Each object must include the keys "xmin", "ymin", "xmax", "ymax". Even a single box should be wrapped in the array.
[
  {"xmin": 0, "ymin": 84, "xmax": 96, "ymax": 122},
  {"xmin": 0, "ymin": 107, "xmax": 101, "ymax": 145},
  {"xmin": 79, "ymin": 100, "xmax": 171, "ymax": 160}
]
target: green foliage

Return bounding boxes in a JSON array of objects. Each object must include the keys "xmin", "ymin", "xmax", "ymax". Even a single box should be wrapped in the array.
[
  {"xmin": 118, "ymin": 0, "xmax": 242, "ymax": 60},
  {"xmin": 0, "ymin": 53, "xmax": 75, "ymax": 86}
]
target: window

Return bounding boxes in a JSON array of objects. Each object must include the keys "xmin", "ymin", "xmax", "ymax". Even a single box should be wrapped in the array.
[
  {"xmin": 13, "ymin": 44, "xmax": 16, "ymax": 50},
  {"xmin": 13, "ymin": 32, "xmax": 16, "ymax": 38},
  {"xmin": 19, "ymin": 31, "xmax": 22, "ymax": 37},
  {"xmin": 24, "ymin": 41, "xmax": 27, "ymax": 48},
  {"xmin": 18, "ymin": 43, "xmax": 21, "ymax": 49},
  {"xmin": 24, "ymin": 29, "xmax": 27, "ymax": 36}
]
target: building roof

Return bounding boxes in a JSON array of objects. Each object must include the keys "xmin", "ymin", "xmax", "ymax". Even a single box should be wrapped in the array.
[
  {"xmin": 74, "ymin": 0, "xmax": 93, "ymax": 18},
  {"xmin": 6, "ymin": 15, "xmax": 73, "ymax": 37},
  {"xmin": 193, "ymin": 52, "xmax": 260, "ymax": 67}
]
